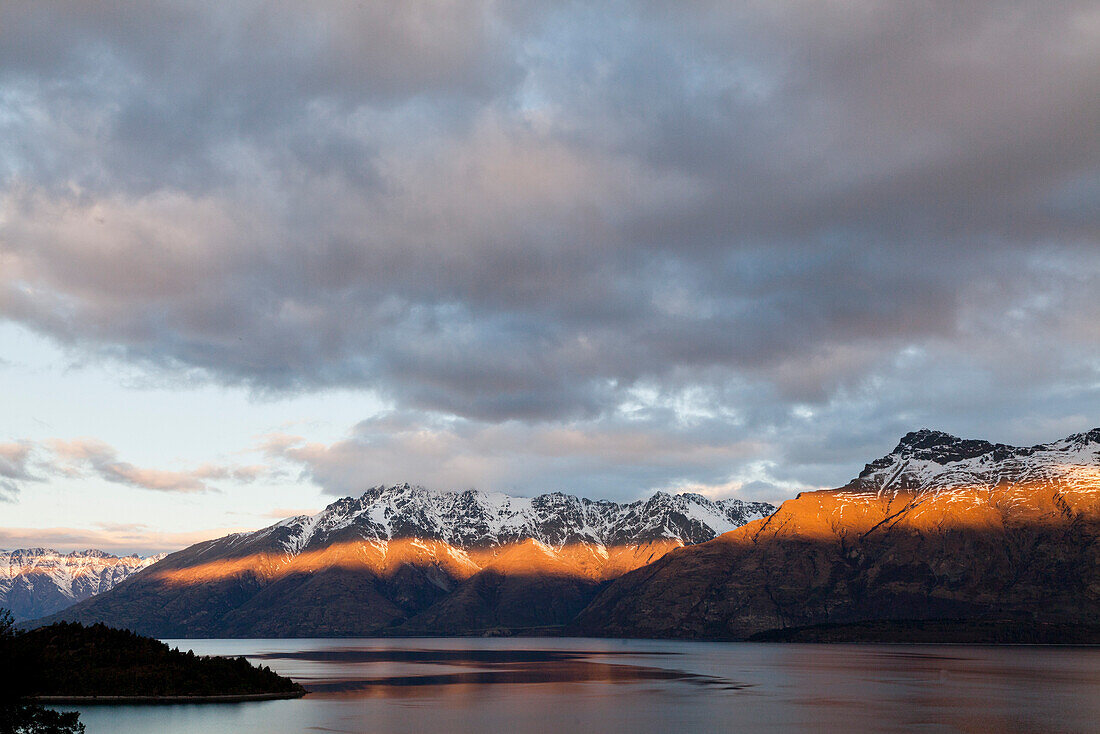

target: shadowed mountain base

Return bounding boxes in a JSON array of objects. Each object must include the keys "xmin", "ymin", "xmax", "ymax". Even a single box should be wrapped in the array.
[{"xmin": 32, "ymin": 540, "xmax": 687, "ymax": 637}]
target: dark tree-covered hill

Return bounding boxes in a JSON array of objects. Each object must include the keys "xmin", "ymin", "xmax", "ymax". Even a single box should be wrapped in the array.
[{"xmin": 8, "ymin": 618, "xmax": 304, "ymax": 699}]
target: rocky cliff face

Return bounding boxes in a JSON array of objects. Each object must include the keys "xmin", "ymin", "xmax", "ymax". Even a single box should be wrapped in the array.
[
  {"xmin": 37, "ymin": 488, "xmax": 773, "ymax": 637},
  {"xmin": 573, "ymin": 429, "xmax": 1100, "ymax": 639},
  {"xmin": 0, "ymin": 548, "xmax": 165, "ymax": 621}
]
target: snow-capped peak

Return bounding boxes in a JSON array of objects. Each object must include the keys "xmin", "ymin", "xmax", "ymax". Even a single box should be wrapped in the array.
[
  {"xmin": 256, "ymin": 485, "xmax": 775, "ymax": 556},
  {"xmin": 850, "ymin": 427, "xmax": 1100, "ymax": 496}
]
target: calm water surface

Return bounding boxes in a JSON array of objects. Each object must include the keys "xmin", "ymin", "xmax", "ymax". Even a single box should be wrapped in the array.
[{"xmin": 59, "ymin": 637, "xmax": 1100, "ymax": 733}]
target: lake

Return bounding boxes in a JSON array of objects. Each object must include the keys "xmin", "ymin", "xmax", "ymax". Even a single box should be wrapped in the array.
[{"xmin": 58, "ymin": 637, "xmax": 1100, "ymax": 733}]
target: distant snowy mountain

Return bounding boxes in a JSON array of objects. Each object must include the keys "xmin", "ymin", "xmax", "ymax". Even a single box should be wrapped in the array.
[
  {"xmin": 38, "ymin": 488, "xmax": 775, "ymax": 637},
  {"xmin": 1, "ymin": 548, "xmax": 165, "ymax": 621}
]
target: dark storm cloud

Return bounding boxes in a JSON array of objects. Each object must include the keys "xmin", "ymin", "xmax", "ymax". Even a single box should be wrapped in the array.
[{"xmin": 1, "ymin": 0, "xmax": 1098, "ymax": 496}]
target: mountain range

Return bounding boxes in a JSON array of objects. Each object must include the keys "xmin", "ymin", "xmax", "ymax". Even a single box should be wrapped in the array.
[
  {"xmin": 1, "ymin": 548, "xmax": 165, "ymax": 621},
  {"xmin": 26, "ymin": 427, "xmax": 1100, "ymax": 640},
  {"xmin": 34, "ymin": 488, "xmax": 773, "ymax": 636},
  {"xmin": 574, "ymin": 428, "xmax": 1100, "ymax": 638}
]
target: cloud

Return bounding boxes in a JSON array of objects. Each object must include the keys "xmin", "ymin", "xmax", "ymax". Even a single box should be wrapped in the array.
[
  {"xmin": 1, "ymin": 437, "xmax": 269, "ymax": 497},
  {"xmin": 0, "ymin": 441, "xmax": 38, "ymax": 501},
  {"xmin": 46, "ymin": 438, "xmax": 210, "ymax": 493},
  {"xmin": 259, "ymin": 409, "xmax": 809, "ymax": 504},
  {"xmin": 260, "ymin": 507, "xmax": 321, "ymax": 520},
  {"xmin": 0, "ymin": 524, "xmax": 251, "ymax": 556},
  {"xmin": 0, "ymin": 1, "xmax": 1097, "ymax": 489}
]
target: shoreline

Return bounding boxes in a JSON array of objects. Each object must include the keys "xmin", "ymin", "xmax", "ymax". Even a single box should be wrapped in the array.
[{"xmin": 35, "ymin": 691, "xmax": 306, "ymax": 705}]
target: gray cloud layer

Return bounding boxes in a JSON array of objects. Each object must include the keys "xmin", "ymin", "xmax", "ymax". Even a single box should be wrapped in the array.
[
  {"xmin": 1, "ymin": 1, "xmax": 1098, "ymax": 498},
  {"xmin": 0, "ymin": 442, "xmax": 36, "ymax": 499},
  {"xmin": 260, "ymin": 410, "xmax": 777, "ymax": 500}
]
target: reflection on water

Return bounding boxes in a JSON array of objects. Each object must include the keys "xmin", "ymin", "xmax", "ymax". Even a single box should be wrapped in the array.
[
  {"xmin": 58, "ymin": 638, "xmax": 1100, "ymax": 734},
  {"xmin": 254, "ymin": 648, "xmax": 741, "ymax": 695}
]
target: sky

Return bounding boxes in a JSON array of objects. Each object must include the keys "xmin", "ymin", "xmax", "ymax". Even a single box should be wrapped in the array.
[{"xmin": 1, "ymin": 1, "xmax": 1098, "ymax": 555}]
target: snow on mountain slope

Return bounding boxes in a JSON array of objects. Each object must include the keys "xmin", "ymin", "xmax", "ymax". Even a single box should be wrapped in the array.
[
  {"xmin": 847, "ymin": 428, "xmax": 1100, "ymax": 498},
  {"xmin": 574, "ymin": 428, "xmax": 1100, "ymax": 640},
  {"xmin": 39, "ymin": 489, "xmax": 776, "ymax": 638},
  {"xmin": 0, "ymin": 548, "xmax": 166, "ymax": 621},
  {"xmin": 254, "ymin": 486, "xmax": 775, "ymax": 557}
]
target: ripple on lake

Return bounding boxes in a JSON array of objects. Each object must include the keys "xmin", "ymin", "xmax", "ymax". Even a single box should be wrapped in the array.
[{"xmin": 58, "ymin": 638, "xmax": 1100, "ymax": 734}]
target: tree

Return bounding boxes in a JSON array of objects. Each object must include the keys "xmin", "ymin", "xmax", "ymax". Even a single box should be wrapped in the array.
[
  {"xmin": 1, "ymin": 608, "xmax": 17, "ymax": 698},
  {"xmin": 0, "ymin": 704, "xmax": 85, "ymax": 734},
  {"xmin": 0, "ymin": 608, "xmax": 13, "ymax": 640},
  {"xmin": 0, "ymin": 609, "xmax": 85, "ymax": 734}
]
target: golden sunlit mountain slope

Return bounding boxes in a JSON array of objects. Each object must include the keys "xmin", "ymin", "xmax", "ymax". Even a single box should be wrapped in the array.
[
  {"xmin": 33, "ymin": 490, "xmax": 771, "ymax": 637},
  {"xmin": 573, "ymin": 429, "xmax": 1100, "ymax": 640}
]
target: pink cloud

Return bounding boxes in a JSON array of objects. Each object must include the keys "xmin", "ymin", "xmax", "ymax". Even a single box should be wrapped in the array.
[{"xmin": 5, "ymin": 438, "xmax": 273, "ymax": 496}]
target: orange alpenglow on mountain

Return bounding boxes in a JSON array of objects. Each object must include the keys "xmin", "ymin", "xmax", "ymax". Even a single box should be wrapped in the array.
[
  {"xmin": 34, "ymin": 489, "xmax": 772, "ymax": 637},
  {"xmin": 146, "ymin": 538, "xmax": 687, "ymax": 587},
  {"xmin": 31, "ymin": 429, "xmax": 1100, "ymax": 640},
  {"xmin": 574, "ymin": 429, "xmax": 1100, "ymax": 639}
]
